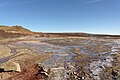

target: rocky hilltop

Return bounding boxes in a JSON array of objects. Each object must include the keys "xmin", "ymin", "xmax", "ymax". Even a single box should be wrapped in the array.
[
  {"xmin": 0, "ymin": 25, "xmax": 34, "ymax": 38},
  {"xmin": 0, "ymin": 25, "xmax": 33, "ymax": 34}
]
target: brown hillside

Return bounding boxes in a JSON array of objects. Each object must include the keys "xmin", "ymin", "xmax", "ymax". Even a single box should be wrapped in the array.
[
  {"xmin": 0, "ymin": 25, "xmax": 32, "ymax": 34},
  {"xmin": 0, "ymin": 25, "xmax": 34, "ymax": 38},
  {"xmin": 0, "ymin": 25, "xmax": 120, "ymax": 38}
]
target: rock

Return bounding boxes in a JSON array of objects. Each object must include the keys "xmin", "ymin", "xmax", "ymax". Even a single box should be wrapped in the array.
[
  {"xmin": 43, "ymin": 67, "xmax": 49, "ymax": 72},
  {"xmin": 14, "ymin": 62, "xmax": 21, "ymax": 72},
  {"xmin": 0, "ymin": 61, "xmax": 21, "ymax": 72},
  {"xmin": 37, "ymin": 63, "xmax": 49, "ymax": 77},
  {"xmin": 74, "ymin": 75, "xmax": 78, "ymax": 79},
  {"xmin": 40, "ymin": 71, "xmax": 49, "ymax": 76},
  {"xmin": 38, "ymin": 63, "xmax": 49, "ymax": 72},
  {"xmin": 73, "ymin": 72, "xmax": 77, "ymax": 75},
  {"xmin": 82, "ymin": 76, "xmax": 85, "ymax": 79},
  {"xmin": 112, "ymin": 70, "xmax": 118, "ymax": 79}
]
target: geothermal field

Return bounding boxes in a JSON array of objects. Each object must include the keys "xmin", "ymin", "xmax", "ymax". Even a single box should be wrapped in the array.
[{"xmin": 0, "ymin": 26, "xmax": 120, "ymax": 80}]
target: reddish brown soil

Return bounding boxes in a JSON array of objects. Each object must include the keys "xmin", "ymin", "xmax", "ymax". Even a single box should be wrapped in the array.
[{"xmin": 5, "ymin": 64, "xmax": 47, "ymax": 80}]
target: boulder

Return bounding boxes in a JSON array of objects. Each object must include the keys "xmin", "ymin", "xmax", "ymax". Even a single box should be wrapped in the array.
[{"xmin": 0, "ymin": 61, "xmax": 21, "ymax": 72}]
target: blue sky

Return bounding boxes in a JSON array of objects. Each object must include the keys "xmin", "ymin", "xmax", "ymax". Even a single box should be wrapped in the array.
[{"xmin": 0, "ymin": 0, "xmax": 120, "ymax": 34}]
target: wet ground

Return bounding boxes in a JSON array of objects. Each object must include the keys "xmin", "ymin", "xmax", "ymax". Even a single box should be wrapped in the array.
[{"xmin": 0, "ymin": 37, "xmax": 120, "ymax": 80}]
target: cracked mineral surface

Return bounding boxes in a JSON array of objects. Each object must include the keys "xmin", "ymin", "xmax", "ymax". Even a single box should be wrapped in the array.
[{"xmin": 0, "ymin": 37, "xmax": 120, "ymax": 80}]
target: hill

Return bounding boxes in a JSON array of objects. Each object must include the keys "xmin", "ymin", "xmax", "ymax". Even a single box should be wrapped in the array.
[
  {"xmin": 0, "ymin": 25, "xmax": 33, "ymax": 38},
  {"xmin": 0, "ymin": 25, "xmax": 32, "ymax": 34}
]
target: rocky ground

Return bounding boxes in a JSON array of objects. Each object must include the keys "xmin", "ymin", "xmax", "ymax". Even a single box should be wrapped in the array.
[{"xmin": 0, "ymin": 37, "xmax": 120, "ymax": 80}]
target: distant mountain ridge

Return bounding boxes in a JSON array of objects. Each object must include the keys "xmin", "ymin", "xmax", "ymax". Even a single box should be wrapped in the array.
[{"xmin": 0, "ymin": 25, "xmax": 120, "ymax": 38}]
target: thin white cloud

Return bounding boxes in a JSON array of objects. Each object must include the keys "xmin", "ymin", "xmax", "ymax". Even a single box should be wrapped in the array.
[
  {"xmin": 86, "ymin": 0, "xmax": 103, "ymax": 4},
  {"xmin": 81, "ymin": 0, "xmax": 103, "ymax": 5}
]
